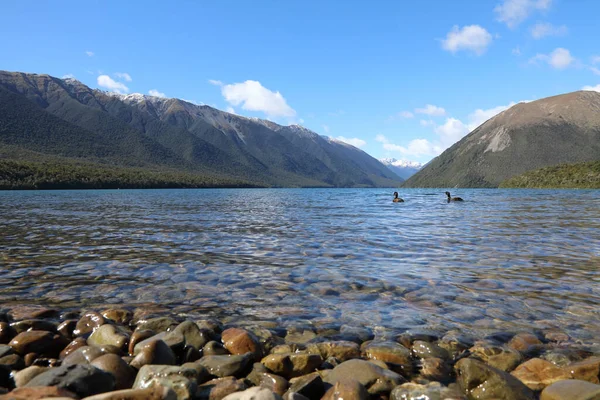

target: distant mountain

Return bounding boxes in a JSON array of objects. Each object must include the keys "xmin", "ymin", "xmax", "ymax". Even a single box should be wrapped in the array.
[
  {"xmin": 379, "ymin": 158, "xmax": 423, "ymax": 180},
  {"xmin": 403, "ymin": 90, "xmax": 600, "ymax": 188},
  {"xmin": 0, "ymin": 71, "xmax": 402, "ymax": 188}
]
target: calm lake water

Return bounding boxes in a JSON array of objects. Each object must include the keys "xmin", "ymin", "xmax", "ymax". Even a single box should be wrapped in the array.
[{"xmin": 1, "ymin": 188, "xmax": 599, "ymax": 339}]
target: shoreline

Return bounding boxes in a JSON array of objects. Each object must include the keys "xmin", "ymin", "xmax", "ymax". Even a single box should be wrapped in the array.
[{"xmin": 0, "ymin": 305, "xmax": 599, "ymax": 399}]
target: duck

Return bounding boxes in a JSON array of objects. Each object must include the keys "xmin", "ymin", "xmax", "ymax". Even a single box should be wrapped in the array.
[
  {"xmin": 445, "ymin": 191, "xmax": 463, "ymax": 202},
  {"xmin": 393, "ymin": 192, "xmax": 404, "ymax": 202}
]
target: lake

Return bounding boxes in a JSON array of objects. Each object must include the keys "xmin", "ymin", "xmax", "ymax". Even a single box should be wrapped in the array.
[{"xmin": 1, "ymin": 188, "xmax": 599, "ymax": 340}]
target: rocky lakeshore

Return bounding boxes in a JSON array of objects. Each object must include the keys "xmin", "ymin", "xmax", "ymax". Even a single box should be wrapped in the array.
[{"xmin": 0, "ymin": 306, "xmax": 598, "ymax": 399}]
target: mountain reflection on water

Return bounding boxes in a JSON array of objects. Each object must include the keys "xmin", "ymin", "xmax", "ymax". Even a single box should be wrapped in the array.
[{"xmin": 1, "ymin": 188, "xmax": 599, "ymax": 339}]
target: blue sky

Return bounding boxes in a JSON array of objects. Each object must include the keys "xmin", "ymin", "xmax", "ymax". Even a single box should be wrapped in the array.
[{"xmin": 2, "ymin": 0, "xmax": 599, "ymax": 164}]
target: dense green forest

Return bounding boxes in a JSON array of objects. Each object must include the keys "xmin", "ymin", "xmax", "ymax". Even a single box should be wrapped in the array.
[
  {"xmin": 0, "ymin": 159, "xmax": 261, "ymax": 190},
  {"xmin": 499, "ymin": 161, "xmax": 600, "ymax": 189}
]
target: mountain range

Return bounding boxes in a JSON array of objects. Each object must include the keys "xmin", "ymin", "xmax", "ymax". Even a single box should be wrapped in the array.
[
  {"xmin": 403, "ymin": 90, "xmax": 600, "ymax": 188},
  {"xmin": 379, "ymin": 158, "xmax": 423, "ymax": 180},
  {"xmin": 0, "ymin": 71, "xmax": 402, "ymax": 188}
]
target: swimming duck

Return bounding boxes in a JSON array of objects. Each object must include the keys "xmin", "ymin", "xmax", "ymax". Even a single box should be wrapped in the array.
[
  {"xmin": 393, "ymin": 192, "xmax": 404, "ymax": 202},
  {"xmin": 445, "ymin": 191, "xmax": 463, "ymax": 202}
]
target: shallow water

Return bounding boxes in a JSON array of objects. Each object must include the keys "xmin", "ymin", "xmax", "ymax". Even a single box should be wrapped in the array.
[{"xmin": 1, "ymin": 188, "xmax": 599, "ymax": 339}]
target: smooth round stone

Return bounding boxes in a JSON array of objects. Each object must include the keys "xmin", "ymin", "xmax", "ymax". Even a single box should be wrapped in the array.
[
  {"xmin": 134, "ymin": 332, "xmax": 185, "ymax": 356},
  {"xmin": 285, "ymin": 372, "xmax": 325, "ymax": 400},
  {"xmin": 565, "ymin": 357, "xmax": 600, "ymax": 384},
  {"xmin": 172, "ymin": 321, "xmax": 211, "ymax": 351},
  {"xmin": 88, "ymin": 324, "xmax": 129, "ymax": 352},
  {"xmin": 130, "ymin": 339, "xmax": 177, "ymax": 369},
  {"xmin": 306, "ymin": 341, "xmax": 360, "ymax": 362},
  {"xmin": 135, "ymin": 317, "xmax": 178, "ymax": 332},
  {"xmin": 196, "ymin": 319, "xmax": 223, "ymax": 335},
  {"xmin": 7, "ymin": 306, "xmax": 58, "ymax": 321},
  {"xmin": 510, "ymin": 358, "xmax": 572, "ymax": 391},
  {"xmin": 469, "ymin": 342, "xmax": 523, "ymax": 372},
  {"xmin": 0, "ymin": 345, "xmax": 13, "ymax": 358},
  {"xmin": 247, "ymin": 370, "xmax": 289, "ymax": 396},
  {"xmin": 0, "ymin": 322, "xmax": 17, "ymax": 344},
  {"xmin": 285, "ymin": 331, "xmax": 317, "ymax": 344},
  {"xmin": 62, "ymin": 346, "xmax": 106, "ymax": 365},
  {"xmin": 324, "ymin": 359, "xmax": 406, "ymax": 395},
  {"xmin": 397, "ymin": 331, "xmax": 440, "ymax": 348},
  {"xmin": 25, "ymin": 363, "xmax": 116, "ymax": 398},
  {"xmin": 197, "ymin": 354, "xmax": 253, "ymax": 378},
  {"xmin": 60, "ymin": 337, "xmax": 88, "ymax": 359},
  {"xmin": 82, "ymin": 386, "xmax": 178, "ymax": 399},
  {"xmin": 419, "ymin": 357, "xmax": 452, "ymax": 384},
  {"xmin": 9, "ymin": 319, "xmax": 57, "ymax": 334},
  {"xmin": 508, "ymin": 333, "xmax": 544, "ymax": 355},
  {"xmin": 0, "ymin": 353, "xmax": 25, "ymax": 370},
  {"xmin": 222, "ymin": 386, "xmax": 282, "ymax": 400},
  {"xmin": 411, "ymin": 341, "xmax": 450, "ymax": 360},
  {"xmin": 197, "ymin": 376, "xmax": 247, "ymax": 400},
  {"xmin": 57, "ymin": 319, "xmax": 78, "ymax": 339},
  {"xmin": 73, "ymin": 311, "xmax": 106, "ymax": 336},
  {"xmin": 91, "ymin": 353, "xmax": 137, "ymax": 390},
  {"xmin": 362, "ymin": 341, "xmax": 413, "ymax": 376},
  {"xmin": 261, "ymin": 353, "xmax": 323, "ymax": 379},
  {"xmin": 322, "ymin": 379, "xmax": 368, "ymax": 400},
  {"xmin": 455, "ymin": 358, "xmax": 535, "ymax": 400},
  {"xmin": 8, "ymin": 330, "xmax": 67, "ymax": 357},
  {"xmin": 128, "ymin": 329, "xmax": 155, "ymax": 356},
  {"xmin": 101, "ymin": 308, "xmax": 133, "ymax": 325},
  {"xmin": 391, "ymin": 382, "xmax": 463, "ymax": 400},
  {"xmin": 2, "ymin": 386, "xmax": 78, "ymax": 399},
  {"xmin": 11, "ymin": 365, "xmax": 48, "ymax": 387},
  {"xmin": 203, "ymin": 341, "xmax": 229, "ymax": 356},
  {"xmin": 540, "ymin": 379, "xmax": 600, "ymax": 400},
  {"xmin": 222, "ymin": 328, "xmax": 263, "ymax": 360}
]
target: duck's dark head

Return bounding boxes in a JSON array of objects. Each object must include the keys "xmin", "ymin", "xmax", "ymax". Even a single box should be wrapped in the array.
[
  {"xmin": 445, "ymin": 191, "xmax": 451, "ymax": 197},
  {"xmin": 393, "ymin": 191, "xmax": 398, "ymax": 198}
]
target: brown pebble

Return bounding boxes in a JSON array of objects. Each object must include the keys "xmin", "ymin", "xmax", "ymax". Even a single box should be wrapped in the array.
[
  {"xmin": 322, "ymin": 379, "xmax": 368, "ymax": 400},
  {"xmin": 130, "ymin": 339, "xmax": 176, "ymax": 369},
  {"xmin": 128, "ymin": 329, "xmax": 155, "ymax": 356},
  {"xmin": 91, "ymin": 353, "xmax": 137, "ymax": 390},
  {"xmin": 79, "ymin": 385, "xmax": 178, "ymax": 399},
  {"xmin": 73, "ymin": 311, "xmax": 105, "ymax": 336},
  {"xmin": 24, "ymin": 353, "xmax": 38, "ymax": 367},
  {"xmin": 222, "ymin": 328, "xmax": 263, "ymax": 360},
  {"xmin": 7, "ymin": 306, "xmax": 58, "ymax": 321},
  {"xmin": 12, "ymin": 365, "xmax": 48, "ymax": 387},
  {"xmin": 0, "ymin": 385, "xmax": 78, "ymax": 399},
  {"xmin": 0, "ymin": 322, "xmax": 17, "ymax": 345},
  {"xmin": 197, "ymin": 376, "xmax": 247, "ymax": 400},
  {"xmin": 60, "ymin": 337, "xmax": 88, "ymax": 359},
  {"xmin": 8, "ymin": 330, "xmax": 67, "ymax": 357},
  {"xmin": 101, "ymin": 308, "xmax": 133, "ymax": 325},
  {"xmin": 57, "ymin": 319, "xmax": 78, "ymax": 339}
]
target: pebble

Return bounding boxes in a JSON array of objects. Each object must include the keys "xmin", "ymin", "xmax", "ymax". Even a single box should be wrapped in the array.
[{"xmin": 24, "ymin": 363, "xmax": 116, "ymax": 398}]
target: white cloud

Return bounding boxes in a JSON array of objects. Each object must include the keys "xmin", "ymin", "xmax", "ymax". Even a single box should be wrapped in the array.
[
  {"xmin": 420, "ymin": 119, "xmax": 435, "ymax": 127},
  {"xmin": 512, "ymin": 46, "xmax": 522, "ymax": 56},
  {"xmin": 148, "ymin": 89, "xmax": 166, "ymax": 98},
  {"xmin": 336, "ymin": 136, "xmax": 366, "ymax": 148},
  {"xmin": 182, "ymin": 99, "xmax": 204, "ymax": 106},
  {"xmin": 529, "ymin": 47, "xmax": 574, "ymax": 69},
  {"xmin": 208, "ymin": 79, "xmax": 223, "ymax": 86},
  {"xmin": 376, "ymin": 134, "xmax": 441, "ymax": 157},
  {"xmin": 226, "ymin": 106, "xmax": 236, "ymax": 114},
  {"xmin": 591, "ymin": 56, "xmax": 600, "ymax": 65},
  {"xmin": 323, "ymin": 125, "xmax": 330, "ymax": 133},
  {"xmin": 85, "ymin": 51, "xmax": 94, "ymax": 57},
  {"xmin": 582, "ymin": 84, "xmax": 600, "ymax": 92},
  {"xmin": 220, "ymin": 80, "xmax": 296, "ymax": 118},
  {"xmin": 495, "ymin": 0, "xmax": 552, "ymax": 28},
  {"xmin": 62, "ymin": 74, "xmax": 76, "ymax": 79},
  {"xmin": 399, "ymin": 111, "xmax": 414, "ymax": 118},
  {"xmin": 530, "ymin": 23, "xmax": 567, "ymax": 39},
  {"xmin": 97, "ymin": 75, "xmax": 129, "ymax": 94},
  {"xmin": 441, "ymin": 25, "xmax": 493, "ymax": 55},
  {"xmin": 415, "ymin": 104, "xmax": 446, "ymax": 116},
  {"xmin": 590, "ymin": 67, "xmax": 600, "ymax": 76},
  {"xmin": 434, "ymin": 118, "xmax": 470, "ymax": 145},
  {"xmin": 114, "ymin": 72, "xmax": 132, "ymax": 82}
]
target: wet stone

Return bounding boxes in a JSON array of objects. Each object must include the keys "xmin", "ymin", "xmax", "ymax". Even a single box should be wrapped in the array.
[
  {"xmin": 57, "ymin": 319, "xmax": 78, "ymax": 339},
  {"xmin": 470, "ymin": 341, "xmax": 523, "ymax": 372},
  {"xmin": 197, "ymin": 377, "xmax": 247, "ymax": 400},
  {"xmin": 172, "ymin": 321, "xmax": 210, "ymax": 351},
  {"xmin": 510, "ymin": 358, "xmax": 572, "ymax": 391},
  {"xmin": 62, "ymin": 346, "xmax": 105, "ymax": 366},
  {"xmin": 305, "ymin": 341, "xmax": 360, "ymax": 362},
  {"xmin": 508, "ymin": 333, "xmax": 544, "ymax": 356},
  {"xmin": 128, "ymin": 329, "xmax": 155, "ymax": 356},
  {"xmin": 565, "ymin": 356, "xmax": 600, "ymax": 384},
  {"xmin": 60, "ymin": 337, "xmax": 88, "ymax": 359},
  {"xmin": 0, "ymin": 354, "xmax": 25, "ymax": 370},
  {"xmin": 0, "ymin": 385, "xmax": 78, "ymax": 399},
  {"xmin": 101, "ymin": 308, "xmax": 133, "ymax": 325},
  {"xmin": 0, "ymin": 346, "xmax": 12, "ymax": 359},
  {"xmin": 88, "ymin": 324, "xmax": 130, "ymax": 352},
  {"xmin": 133, "ymin": 364, "xmax": 199, "ymax": 400},
  {"xmin": 390, "ymin": 381, "xmax": 465, "ymax": 400},
  {"xmin": 324, "ymin": 359, "xmax": 406, "ymax": 395},
  {"xmin": 203, "ymin": 341, "xmax": 229, "ymax": 356},
  {"xmin": 247, "ymin": 369, "xmax": 289, "ymax": 396},
  {"xmin": 25, "ymin": 363, "xmax": 116, "ymax": 398},
  {"xmin": 540, "ymin": 379, "xmax": 600, "ymax": 400},
  {"xmin": 9, "ymin": 319, "xmax": 57, "ymax": 334},
  {"xmin": 130, "ymin": 339, "xmax": 177, "ymax": 369},
  {"xmin": 82, "ymin": 385, "xmax": 178, "ymax": 400},
  {"xmin": 222, "ymin": 328, "xmax": 263, "ymax": 360},
  {"xmin": 73, "ymin": 311, "xmax": 106, "ymax": 337},
  {"xmin": 412, "ymin": 340, "xmax": 450, "ymax": 360},
  {"xmin": 0, "ymin": 323, "xmax": 16, "ymax": 345},
  {"xmin": 197, "ymin": 354, "xmax": 253, "ymax": 378},
  {"xmin": 11, "ymin": 365, "xmax": 47, "ymax": 387},
  {"xmin": 8, "ymin": 331, "xmax": 67, "ymax": 358},
  {"xmin": 321, "ymin": 379, "xmax": 368, "ymax": 400},
  {"xmin": 362, "ymin": 341, "xmax": 413, "ymax": 376},
  {"xmin": 91, "ymin": 353, "xmax": 137, "ymax": 390},
  {"xmin": 261, "ymin": 353, "xmax": 323, "ymax": 379},
  {"xmin": 7, "ymin": 306, "xmax": 58, "ymax": 321},
  {"xmin": 136, "ymin": 317, "xmax": 178, "ymax": 332},
  {"xmin": 455, "ymin": 358, "xmax": 535, "ymax": 400},
  {"xmin": 222, "ymin": 386, "xmax": 283, "ymax": 400},
  {"xmin": 285, "ymin": 372, "xmax": 324, "ymax": 400},
  {"xmin": 419, "ymin": 357, "xmax": 453, "ymax": 384}
]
